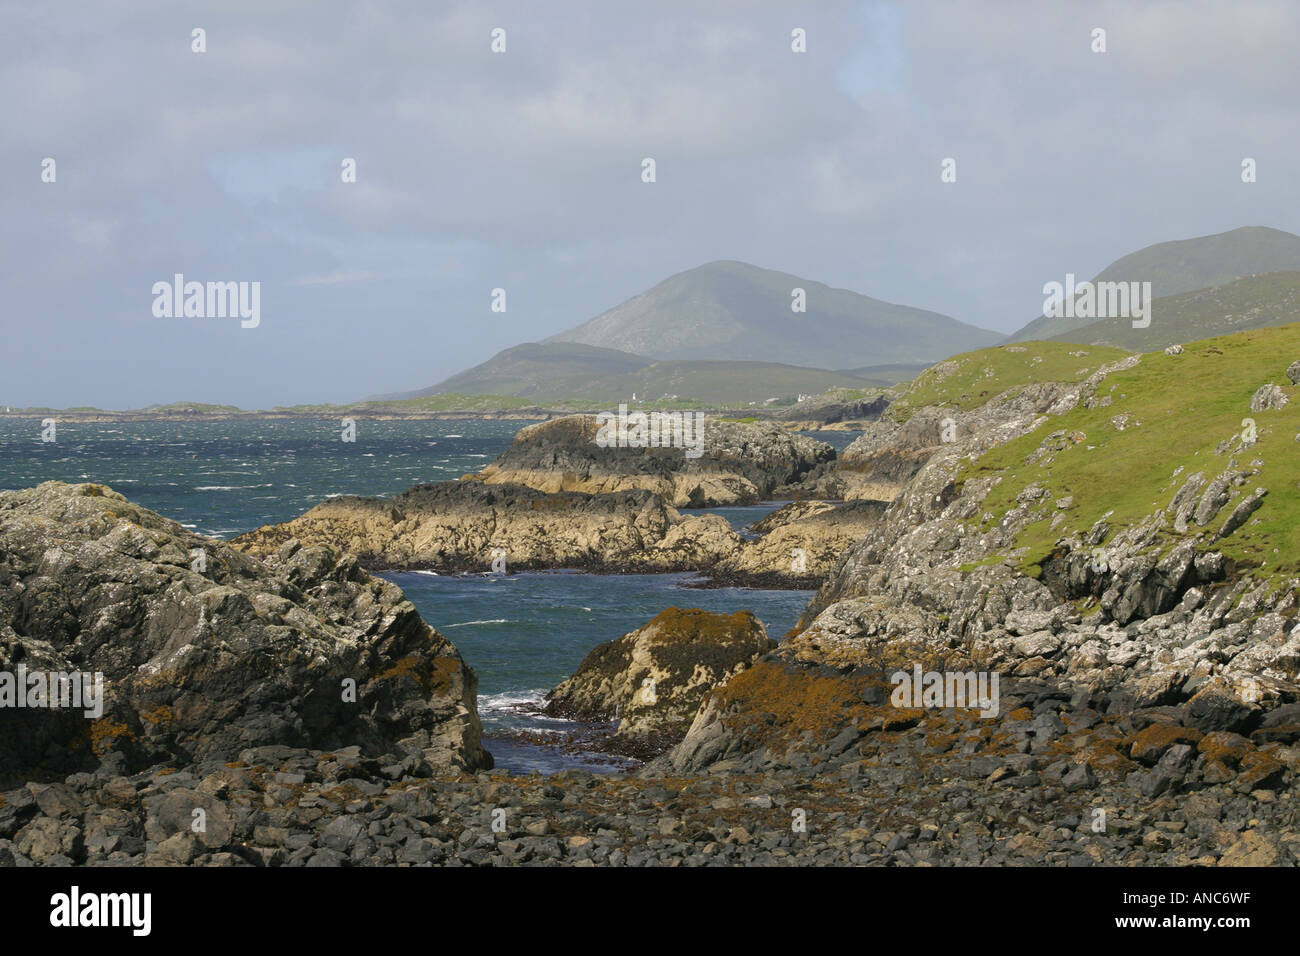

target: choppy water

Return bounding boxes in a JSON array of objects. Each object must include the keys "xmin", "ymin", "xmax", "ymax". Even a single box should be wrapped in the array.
[
  {"xmin": 0, "ymin": 417, "xmax": 523, "ymax": 536},
  {"xmin": 0, "ymin": 416, "xmax": 842, "ymax": 773},
  {"xmin": 387, "ymin": 570, "xmax": 812, "ymax": 773}
]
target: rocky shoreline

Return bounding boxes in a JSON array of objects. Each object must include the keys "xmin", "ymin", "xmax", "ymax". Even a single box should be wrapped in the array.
[{"xmin": 232, "ymin": 414, "xmax": 892, "ymax": 589}]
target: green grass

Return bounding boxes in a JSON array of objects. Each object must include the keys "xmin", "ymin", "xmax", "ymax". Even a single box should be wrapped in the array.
[
  {"xmin": 888, "ymin": 341, "xmax": 1130, "ymax": 421},
  {"xmin": 958, "ymin": 324, "xmax": 1300, "ymax": 578}
]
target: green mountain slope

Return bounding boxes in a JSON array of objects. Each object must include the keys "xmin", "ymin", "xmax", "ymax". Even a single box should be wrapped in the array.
[
  {"xmin": 1049, "ymin": 271, "xmax": 1300, "ymax": 351},
  {"xmin": 1009, "ymin": 226, "xmax": 1300, "ymax": 342},
  {"xmin": 960, "ymin": 324, "xmax": 1300, "ymax": 579},
  {"xmin": 886, "ymin": 341, "xmax": 1130, "ymax": 420},
  {"xmin": 396, "ymin": 343, "xmax": 653, "ymax": 400}
]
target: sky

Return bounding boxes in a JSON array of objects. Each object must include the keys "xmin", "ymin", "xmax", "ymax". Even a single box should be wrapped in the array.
[{"xmin": 2, "ymin": 0, "xmax": 1298, "ymax": 408}]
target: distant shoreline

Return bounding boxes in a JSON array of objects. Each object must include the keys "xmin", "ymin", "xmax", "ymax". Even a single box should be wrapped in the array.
[
  {"xmin": 0, "ymin": 409, "xmax": 557, "ymax": 423},
  {"xmin": 0, "ymin": 406, "xmax": 872, "ymax": 430}
]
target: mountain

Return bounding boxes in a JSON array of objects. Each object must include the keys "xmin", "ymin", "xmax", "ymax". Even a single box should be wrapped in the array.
[
  {"xmin": 406, "ymin": 340, "xmax": 882, "ymax": 405},
  {"xmin": 544, "ymin": 260, "xmax": 1000, "ymax": 368},
  {"xmin": 833, "ymin": 362, "xmax": 931, "ymax": 385},
  {"xmin": 1048, "ymin": 270, "xmax": 1300, "ymax": 351},
  {"xmin": 395, "ymin": 343, "xmax": 653, "ymax": 400},
  {"xmin": 1009, "ymin": 225, "xmax": 1300, "ymax": 343}
]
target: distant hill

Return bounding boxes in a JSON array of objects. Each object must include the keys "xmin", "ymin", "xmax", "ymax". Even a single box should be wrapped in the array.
[
  {"xmin": 392, "ymin": 343, "xmax": 652, "ymax": 400},
  {"xmin": 833, "ymin": 362, "xmax": 931, "ymax": 385},
  {"xmin": 1008, "ymin": 226, "xmax": 1300, "ymax": 343},
  {"xmin": 574, "ymin": 360, "xmax": 882, "ymax": 405},
  {"xmin": 544, "ymin": 260, "xmax": 1000, "ymax": 368},
  {"xmin": 406, "ymin": 341, "xmax": 882, "ymax": 406},
  {"xmin": 1047, "ymin": 271, "xmax": 1300, "ymax": 351}
]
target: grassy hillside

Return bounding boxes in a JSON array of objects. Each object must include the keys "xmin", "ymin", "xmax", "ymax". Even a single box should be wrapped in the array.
[
  {"xmin": 1050, "ymin": 271, "xmax": 1300, "ymax": 351},
  {"xmin": 1009, "ymin": 226, "xmax": 1300, "ymax": 342},
  {"xmin": 887, "ymin": 341, "xmax": 1130, "ymax": 421},
  {"xmin": 961, "ymin": 324, "xmax": 1300, "ymax": 580}
]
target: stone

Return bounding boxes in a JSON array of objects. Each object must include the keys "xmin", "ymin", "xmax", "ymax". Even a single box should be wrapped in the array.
[
  {"xmin": 1217, "ymin": 831, "xmax": 1280, "ymax": 867},
  {"xmin": 1249, "ymin": 384, "xmax": 1289, "ymax": 411},
  {"xmin": 544, "ymin": 607, "xmax": 774, "ymax": 749},
  {"xmin": 0, "ymin": 482, "xmax": 491, "ymax": 778}
]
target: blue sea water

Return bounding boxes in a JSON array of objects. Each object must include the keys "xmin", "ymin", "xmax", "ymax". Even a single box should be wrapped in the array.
[
  {"xmin": 0, "ymin": 416, "xmax": 848, "ymax": 773},
  {"xmin": 0, "ymin": 417, "xmax": 524, "ymax": 536},
  {"xmin": 388, "ymin": 570, "xmax": 812, "ymax": 773}
]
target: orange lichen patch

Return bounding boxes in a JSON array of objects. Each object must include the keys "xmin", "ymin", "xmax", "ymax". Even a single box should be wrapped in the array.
[
  {"xmin": 1128, "ymin": 723, "xmax": 1203, "ymax": 762},
  {"xmin": 924, "ymin": 731, "xmax": 959, "ymax": 753},
  {"xmin": 879, "ymin": 708, "xmax": 925, "ymax": 731},
  {"xmin": 1007, "ymin": 707, "xmax": 1033, "ymax": 721},
  {"xmin": 1237, "ymin": 750, "xmax": 1286, "ymax": 789},
  {"xmin": 89, "ymin": 719, "xmax": 135, "ymax": 755},
  {"xmin": 427, "ymin": 656, "xmax": 464, "ymax": 693},
  {"xmin": 1197, "ymin": 731, "xmax": 1251, "ymax": 768},
  {"xmin": 1077, "ymin": 742, "xmax": 1137, "ymax": 776},
  {"xmin": 139, "ymin": 705, "xmax": 174, "ymax": 726},
  {"xmin": 709, "ymin": 659, "xmax": 878, "ymax": 746},
  {"xmin": 377, "ymin": 655, "xmax": 434, "ymax": 695},
  {"xmin": 643, "ymin": 607, "xmax": 762, "ymax": 646}
]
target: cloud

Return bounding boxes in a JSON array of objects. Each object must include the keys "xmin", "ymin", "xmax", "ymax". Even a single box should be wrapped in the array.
[
  {"xmin": 2, "ymin": 0, "xmax": 1299, "ymax": 407},
  {"xmin": 293, "ymin": 270, "xmax": 379, "ymax": 286}
]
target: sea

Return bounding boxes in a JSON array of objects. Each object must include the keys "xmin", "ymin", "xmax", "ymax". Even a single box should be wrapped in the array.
[{"xmin": 0, "ymin": 416, "xmax": 858, "ymax": 773}]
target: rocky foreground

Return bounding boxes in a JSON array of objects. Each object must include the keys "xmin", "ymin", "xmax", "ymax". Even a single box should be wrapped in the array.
[{"xmin": 3, "ymin": 675, "xmax": 1296, "ymax": 866}]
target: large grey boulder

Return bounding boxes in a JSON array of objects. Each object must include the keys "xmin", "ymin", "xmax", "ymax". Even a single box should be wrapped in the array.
[{"xmin": 0, "ymin": 482, "xmax": 491, "ymax": 779}]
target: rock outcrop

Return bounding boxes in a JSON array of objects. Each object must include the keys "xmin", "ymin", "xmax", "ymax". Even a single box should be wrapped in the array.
[
  {"xmin": 663, "ymin": 339, "xmax": 1300, "ymax": 776},
  {"xmin": 233, "ymin": 414, "xmax": 875, "ymax": 586},
  {"xmin": 772, "ymin": 388, "xmax": 892, "ymax": 430},
  {"xmin": 544, "ymin": 608, "xmax": 773, "ymax": 755},
  {"xmin": 472, "ymin": 414, "xmax": 834, "ymax": 507},
  {"xmin": 0, "ymin": 482, "xmax": 491, "ymax": 781},
  {"xmin": 234, "ymin": 481, "xmax": 740, "ymax": 573},
  {"xmin": 710, "ymin": 499, "xmax": 889, "ymax": 587}
]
